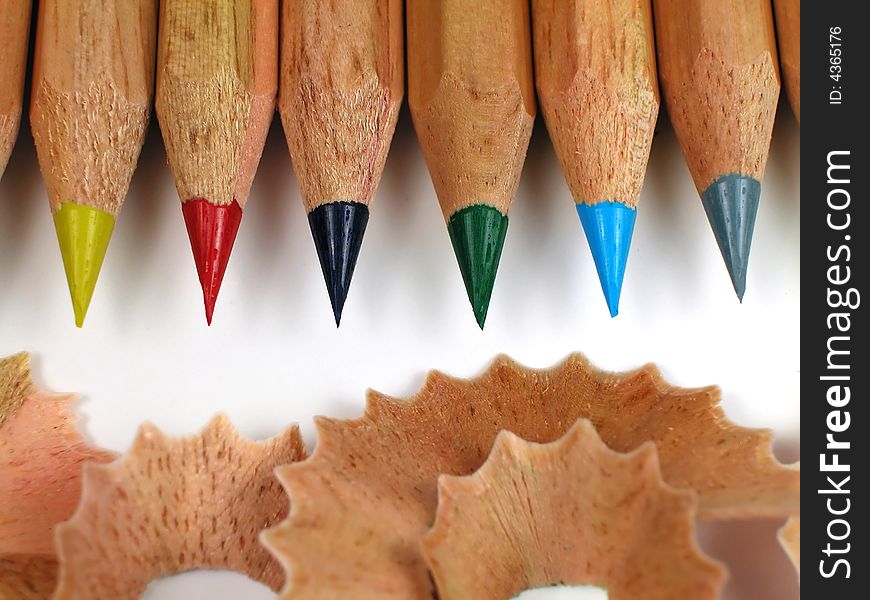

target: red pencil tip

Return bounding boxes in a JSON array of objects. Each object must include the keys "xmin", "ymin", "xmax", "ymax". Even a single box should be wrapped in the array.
[{"xmin": 182, "ymin": 198, "xmax": 243, "ymax": 325}]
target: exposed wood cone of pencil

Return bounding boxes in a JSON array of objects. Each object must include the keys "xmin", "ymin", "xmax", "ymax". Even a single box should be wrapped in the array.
[
  {"xmin": 532, "ymin": 0, "xmax": 659, "ymax": 317},
  {"xmin": 156, "ymin": 0, "xmax": 278, "ymax": 324},
  {"xmin": 654, "ymin": 0, "xmax": 780, "ymax": 300},
  {"xmin": 30, "ymin": 0, "xmax": 158, "ymax": 327},
  {"xmin": 0, "ymin": 1, "xmax": 31, "ymax": 181},
  {"xmin": 280, "ymin": 0, "xmax": 403, "ymax": 326},
  {"xmin": 408, "ymin": 0, "xmax": 535, "ymax": 329}
]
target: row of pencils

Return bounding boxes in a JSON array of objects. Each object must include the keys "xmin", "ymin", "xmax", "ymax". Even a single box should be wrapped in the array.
[{"xmin": 0, "ymin": 0, "xmax": 800, "ymax": 329}]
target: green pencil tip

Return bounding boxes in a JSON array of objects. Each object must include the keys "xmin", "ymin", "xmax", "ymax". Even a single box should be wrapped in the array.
[
  {"xmin": 53, "ymin": 203, "xmax": 115, "ymax": 327},
  {"xmin": 447, "ymin": 205, "xmax": 508, "ymax": 329}
]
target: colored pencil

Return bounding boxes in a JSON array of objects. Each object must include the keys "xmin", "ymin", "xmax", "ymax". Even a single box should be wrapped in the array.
[
  {"xmin": 156, "ymin": 0, "xmax": 278, "ymax": 324},
  {"xmin": 773, "ymin": 0, "xmax": 800, "ymax": 123},
  {"xmin": 654, "ymin": 0, "xmax": 780, "ymax": 300},
  {"xmin": 407, "ymin": 0, "xmax": 535, "ymax": 328},
  {"xmin": 30, "ymin": 1, "xmax": 157, "ymax": 327},
  {"xmin": 532, "ymin": 0, "xmax": 659, "ymax": 317},
  {"xmin": 280, "ymin": 0, "xmax": 403, "ymax": 326},
  {"xmin": 0, "ymin": 1, "xmax": 31, "ymax": 179}
]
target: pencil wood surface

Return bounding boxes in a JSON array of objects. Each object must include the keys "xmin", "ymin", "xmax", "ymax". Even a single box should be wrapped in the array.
[
  {"xmin": 654, "ymin": 0, "xmax": 780, "ymax": 300},
  {"xmin": 280, "ymin": 0, "xmax": 403, "ymax": 213},
  {"xmin": 0, "ymin": 1, "xmax": 31, "ymax": 177},
  {"xmin": 156, "ymin": 0, "xmax": 278, "ymax": 324},
  {"xmin": 773, "ymin": 0, "xmax": 800, "ymax": 122},
  {"xmin": 32, "ymin": 1, "xmax": 156, "ymax": 217},
  {"xmin": 30, "ymin": 0, "xmax": 157, "ymax": 327},
  {"xmin": 533, "ymin": 0, "xmax": 659, "ymax": 317},
  {"xmin": 533, "ymin": 0, "xmax": 658, "ymax": 210},
  {"xmin": 409, "ymin": 0, "xmax": 534, "ymax": 219},
  {"xmin": 408, "ymin": 0, "xmax": 535, "ymax": 328},
  {"xmin": 280, "ymin": 0, "xmax": 403, "ymax": 325},
  {"xmin": 654, "ymin": 0, "xmax": 780, "ymax": 190}
]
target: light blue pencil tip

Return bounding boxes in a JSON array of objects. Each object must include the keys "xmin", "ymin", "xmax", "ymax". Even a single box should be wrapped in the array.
[{"xmin": 577, "ymin": 201, "xmax": 637, "ymax": 318}]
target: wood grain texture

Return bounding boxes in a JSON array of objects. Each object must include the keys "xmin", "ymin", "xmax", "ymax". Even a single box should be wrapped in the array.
[
  {"xmin": 0, "ymin": 556, "xmax": 57, "ymax": 600},
  {"xmin": 407, "ymin": 0, "xmax": 535, "ymax": 219},
  {"xmin": 29, "ymin": 0, "xmax": 156, "ymax": 215},
  {"xmin": 533, "ymin": 0, "xmax": 658, "ymax": 208},
  {"xmin": 156, "ymin": 0, "xmax": 277, "ymax": 208},
  {"xmin": 423, "ymin": 422, "xmax": 725, "ymax": 600},
  {"xmin": 654, "ymin": 0, "xmax": 780, "ymax": 192},
  {"xmin": 280, "ymin": 0, "xmax": 403, "ymax": 213},
  {"xmin": 53, "ymin": 417, "xmax": 306, "ymax": 599},
  {"xmin": 0, "ymin": 1, "xmax": 31, "ymax": 177},
  {"xmin": 773, "ymin": 0, "xmax": 800, "ymax": 122},
  {"xmin": 262, "ymin": 354, "xmax": 798, "ymax": 599}
]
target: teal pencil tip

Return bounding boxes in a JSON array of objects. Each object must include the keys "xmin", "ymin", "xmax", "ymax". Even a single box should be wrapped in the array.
[
  {"xmin": 700, "ymin": 175, "xmax": 760, "ymax": 301},
  {"xmin": 447, "ymin": 205, "xmax": 509, "ymax": 329},
  {"xmin": 576, "ymin": 201, "xmax": 636, "ymax": 318}
]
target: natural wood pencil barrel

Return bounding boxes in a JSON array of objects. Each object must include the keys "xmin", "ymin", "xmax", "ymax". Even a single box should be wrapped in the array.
[
  {"xmin": 773, "ymin": 0, "xmax": 800, "ymax": 122},
  {"xmin": 279, "ymin": 0, "xmax": 402, "ymax": 325},
  {"xmin": 654, "ymin": 0, "xmax": 780, "ymax": 193},
  {"xmin": 280, "ymin": 0, "xmax": 403, "ymax": 213},
  {"xmin": 654, "ymin": 0, "xmax": 780, "ymax": 300},
  {"xmin": 532, "ymin": 0, "xmax": 659, "ymax": 318},
  {"xmin": 30, "ymin": 0, "xmax": 158, "ymax": 327},
  {"xmin": 155, "ymin": 0, "xmax": 278, "ymax": 324},
  {"xmin": 532, "ymin": 0, "xmax": 659, "ymax": 210},
  {"xmin": 0, "ymin": 1, "xmax": 32, "ymax": 177},
  {"xmin": 408, "ymin": 0, "xmax": 536, "ymax": 221},
  {"xmin": 31, "ymin": 0, "xmax": 157, "ymax": 216},
  {"xmin": 407, "ymin": 0, "xmax": 535, "ymax": 328},
  {"xmin": 156, "ymin": 0, "xmax": 278, "ymax": 210}
]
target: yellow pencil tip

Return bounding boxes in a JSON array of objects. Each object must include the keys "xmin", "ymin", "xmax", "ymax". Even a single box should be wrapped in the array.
[{"xmin": 53, "ymin": 203, "xmax": 115, "ymax": 328}]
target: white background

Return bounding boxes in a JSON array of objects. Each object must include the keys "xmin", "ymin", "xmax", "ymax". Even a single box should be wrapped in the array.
[{"xmin": 1, "ymin": 100, "xmax": 799, "ymax": 599}]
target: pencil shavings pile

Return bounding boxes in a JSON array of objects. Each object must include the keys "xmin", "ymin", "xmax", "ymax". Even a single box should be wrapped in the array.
[
  {"xmin": 423, "ymin": 421, "xmax": 725, "ymax": 600},
  {"xmin": 0, "ymin": 353, "xmax": 116, "ymax": 599},
  {"xmin": 53, "ymin": 416, "xmax": 306, "ymax": 599},
  {"xmin": 263, "ymin": 353, "xmax": 800, "ymax": 598},
  {"xmin": 1, "ymin": 351, "xmax": 798, "ymax": 599},
  {"xmin": 1, "ymin": 352, "xmax": 308, "ymax": 599}
]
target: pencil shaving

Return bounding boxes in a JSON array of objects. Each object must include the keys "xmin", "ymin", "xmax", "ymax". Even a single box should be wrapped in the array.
[
  {"xmin": 53, "ymin": 415, "xmax": 306, "ymax": 599},
  {"xmin": 0, "ymin": 352, "xmax": 115, "ymax": 599},
  {"xmin": 778, "ymin": 516, "xmax": 800, "ymax": 573},
  {"xmin": 0, "ymin": 555, "xmax": 57, "ymax": 600},
  {"xmin": 262, "ymin": 353, "xmax": 798, "ymax": 598},
  {"xmin": 423, "ymin": 420, "xmax": 726, "ymax": 600}
]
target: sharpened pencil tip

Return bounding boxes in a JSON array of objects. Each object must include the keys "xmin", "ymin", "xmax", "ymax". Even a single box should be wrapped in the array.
[
  {"xmin": 447, "ymin": 204, "xmax": 508, "ymax": 329},
  {"xmin": 182, "ymin": 198, "xmax": 243, "ymax": 325},
  {"xmin": 309, "ymin": 201, "xmax": 369, "ymax": 327},
  {"xmin": 53, "ymin": 203, "xmax": 115, "ymax": 328},
  {"xmin": 577, "ymin": 201, "xmax": 636, "ymax": 318},
  {"xmin": 700, "ymin": 174, "xmax": 760, "ymax": 302}
]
